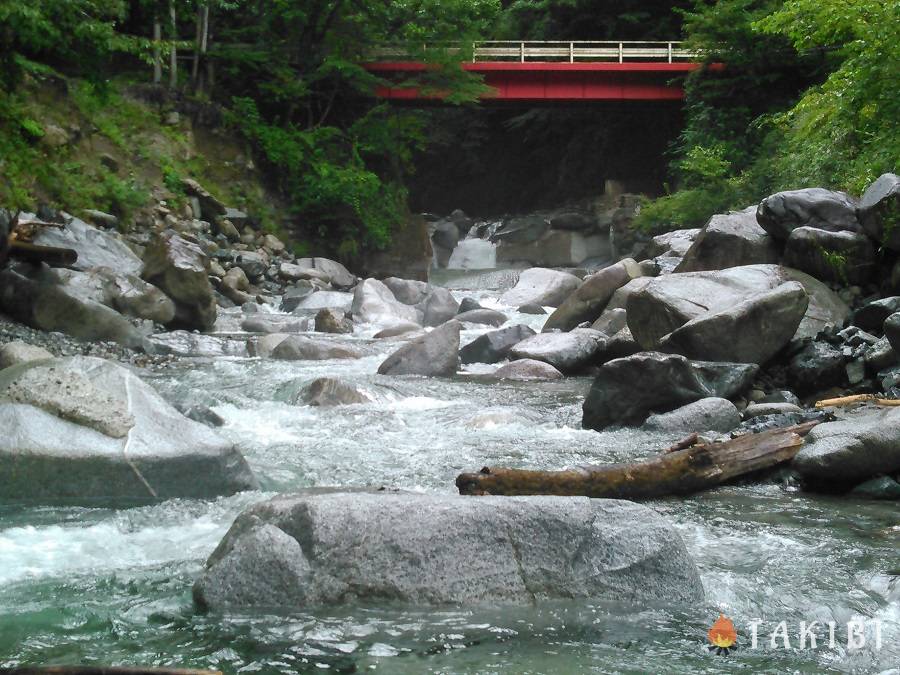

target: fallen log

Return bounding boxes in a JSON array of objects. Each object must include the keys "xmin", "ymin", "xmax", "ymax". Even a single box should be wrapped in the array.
[
  {"xmin": 456, "ymin": 421, "xmax": 820, "ymax": 500},
  {"xmin": 7, "ymin": 240, "xmax": 78, "ymax": 267}
]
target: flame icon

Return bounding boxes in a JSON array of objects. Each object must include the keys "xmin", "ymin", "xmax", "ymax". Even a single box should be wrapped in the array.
[{"xmin": 707, "ymin": 614, "xmax": 737, "ymax": 655}]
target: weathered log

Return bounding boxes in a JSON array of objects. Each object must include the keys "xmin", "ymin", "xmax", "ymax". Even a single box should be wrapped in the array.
[
  {"xmin": 456, "ymin": 422, "xmax": 820, "ymax": 500},
  {"xmin": 0, "ymin": 668, "xmax": 220, "ymax": 675},
  {"xmin": 815, "ymin": 393, "xmax": 900, "ymax": 408},
  {"xmin": 7, "ymin": 240, "xmax": 78, "ymax": 267}
]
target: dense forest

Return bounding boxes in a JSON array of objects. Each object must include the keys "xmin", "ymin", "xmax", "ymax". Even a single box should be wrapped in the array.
[{"xmin": 0, "ymin": 0, "xmax": 896, "ymax": 252}]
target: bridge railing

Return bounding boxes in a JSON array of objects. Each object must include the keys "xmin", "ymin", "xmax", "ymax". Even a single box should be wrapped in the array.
[{"xmin": 371, "ymin": 41, "xmax": 698, "ymax": 64}]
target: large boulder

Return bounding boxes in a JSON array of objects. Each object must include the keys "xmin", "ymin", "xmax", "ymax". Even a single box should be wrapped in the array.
[
  {"xmin": 351, "ymin": 278, "xmax": 420, "ymax": 326},
  {"xmin": 31, "ymin": 213, "xmax": 143, "ymax": 275},
  {"xmin": 271, "ymin": 336, "xmax": 364, "ymax": 361},
  {"xmin": 858, "ymin": 173, "xmax": 900, "ymax": 251},
  {"xmin": 626, "ymin": 265, "xmax": 849, "ymax": 353},
  {"xmin": 491, "ymin": 215, "xmax": 550, "ymax": 245},
  {"xmin": 291, "ymin": 290, "xmax": 353, "ymax": 313},
  {"xmin": 543, "ymin": 259, "xmax": 642, "ymax": 332},
  {"xmin": 646, "ymin": 228, "xmax": 700, "ymax": 258},
  {"xmin": 0, "ymin": 266, "xmax": 145, "ymax": 347},
  {"xmin": 676, "ymin": 207, "xmax": 781, "ymax": 272},
  {"xmin": 0, "ymin": 356, "xmax": 257, "ymax": 505},
  {"xmin": 783, "ymin": 227, "xmax": 875, "ymax": 285},
  {"xmin": 510, "ymin": 329, "xmax": 606, "ymax": 373},
  {"xmin": 756, "ymin": 188, "xmax": 860, "ymax": 240},
  {"xmin": 377, "ymin": 320, "xmax": 461, "ymax": 376},
  {"xmin": 582, "ymin": 352, "xmax": 757, "ymax": 430},
  {"xmin": 142, "ymin": 230, "xmax": 216, "ymax": 331},
  {"xmin": 793, "ymin": 407, "xmax": 900, "ymax": 486},
  {"xmin": 656, "ymin": 282, "xmax": 809, "ymax": 365},
  {"xmin": 500, "ymin": 268, "xmax": 581, "ymax": 308},
  {"xmin": 383, "ymin": 277, "xmax": 430, "ymax": 305},
  {"xmin": 460, "ymin": 325, "xmax": 536, "ymax": 364},
  {"xmin": 419, "ymin": 287, "xmax": 460, "ymax": 327},
  {"xmin": 294, "ymin": 257, "xmax": 357, "ymax": 290},
  {"xmin": 193, "ymin": 492, "xmax": 703, "ymax": 610},
  {"xmin": 853, "ymin": 297, "xmax": 900, "ymax": 332}
]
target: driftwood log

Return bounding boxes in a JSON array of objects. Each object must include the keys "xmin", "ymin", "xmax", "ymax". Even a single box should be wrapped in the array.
[
  {"xmin": 0, "ymin": 211, "xmax": 78, "ymax": 269},
  {"xmin": 456, "ymin": 422, "xmax": 820, "ymax": 500},
  {"xmin": 815, "ymin": 393, "xmax": 900, "ymax": 408}
]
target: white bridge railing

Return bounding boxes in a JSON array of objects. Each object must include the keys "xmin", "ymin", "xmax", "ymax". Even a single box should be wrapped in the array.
[{"xmin": 372, "ymin": 41, "xmax": 698, "ymax": 64}]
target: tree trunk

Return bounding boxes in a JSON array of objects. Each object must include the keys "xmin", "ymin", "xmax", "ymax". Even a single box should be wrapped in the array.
[
  {"xmin": 191, "ymin": 6, "xmax": 202, "ymax": 85},
  {"xmin": 168, "ymin": 0, "xmax": 177, "ymax": 89},
  {"xmin": 153, "ymin": 16, "xmax": 162, "ymax": 84},
  {"xmin": 456, "ymin": 422, "xmax": 820, "ymax": 500}
]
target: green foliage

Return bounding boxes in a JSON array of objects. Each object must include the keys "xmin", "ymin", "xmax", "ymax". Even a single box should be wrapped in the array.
[{"xmin": 640, "ymin": 0, "xmax": 897, "ymax": 232}]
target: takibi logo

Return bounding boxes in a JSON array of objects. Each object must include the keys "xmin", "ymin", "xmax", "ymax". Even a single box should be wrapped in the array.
[{"xmin": 707, "ymin": 614, "xmax": 738, "ymax": 655}]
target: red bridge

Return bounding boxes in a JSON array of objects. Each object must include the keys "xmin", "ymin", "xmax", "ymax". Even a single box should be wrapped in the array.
[{"xmin": 365, "ymin": 41, "xmax": 705, "ymax": 103}]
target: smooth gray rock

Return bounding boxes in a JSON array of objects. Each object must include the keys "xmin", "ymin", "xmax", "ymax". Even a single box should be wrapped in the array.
[
  {"xmin": 756, "ymin": 188, "xmax": 861, "ymax": 240},
  {"xmin": 295, "ymin": 257, "xmax": 356, "ymax": 289},
  {"xmin": 510, "ymin": 329, "xmax": 606, "ymax": 373},
  {"xmin": 646, "ymin": 229, "xmax": 700, "ymax": 258},
  {"xmin": 783, "ymin": 227, "xmax": 875, "ymax": 284},
  {"xmin": 583, "ymin": 352, "xmax": 757, "ymax": 430},
  {"xmin": 377, "ymin": 320, "xmax": 461, "ymax": 376},
  {"xmin": 373, "ymin": 321, "xmax": 421, "ymax": 339},
  {"xmin": 271, "ymin": 336, "xmax": 364, "ymax": 361},
  {"xmin": 591, "ymin": 308, "xmax": 628, "ymax": 336},
  {"xmin": 383, "ymin": 277, "xmax": 430, "ymax": 305},
  {"xmin": 292, "ymin": 290, "xmax": 353, "ymax": 313},
  {"xmin": 0, "ymin": 342, "xmax": 53, "ymax": 370},
  {"xmin": 0, "ymin": 356, "xmax": 257, "ymax": 505},
  {"xmin": 460, "ymin": 325, "xmax": 536, "ymax": 364},
  {"xmin": 626, "ymin": 265, "xmax": 848, "ymax": 350},
  {"xmin": 241, "ymin": 314, "xmax": 308, "ymax": 334},
  {"xmin": 543, "ymin": 259, "xmax": 642, "ymax": 332},
  {"xmin": 0, "ymin": 266, "xmax": 144, "ymax": 347},
  {"xmin": 500, "ymin": 267, "xmax": 581, "ymax": 308},
  {"xmin": 279, "ymin": 281, "xmax": 317, "ymax": 312},
  {"xmin": 858, "ymin": 173, "xmax": 900, "ymax": 251},
  {"xmin": 676, "ymin": 206, "xmax": 781, "ymax": 272},
  {"xmin": 431, "ymin": 220, "xmax": 461, "ymax": 250},
  {"xmin": 193, "ymin": 492, "xmax": 704, "ymax": 609},
  {"xmin": 655, "ymin": 282, "xmax": 809, "ymax": 365},
  {"xmin": 458, "ymin": 297, "xmax": 485, "ymax": 314},
  {"xmin": 743, "ymin": 402, "xmax": 804, "ymax": 419},
  {"xmin": 31, "ymin": 213, "xmax": 143, "ymax": 275},
  {"xmin": 314, "ymin": 308, "xmax": 352, "ymax": 334},
  {"xmin": 517, "ymin": 303, "xmax": 546, "ymax": 315},
  {"xmin": 793, "ymin": 407, "xmax": 900, "ymax": 485},
  {"xmin": 142, "ymin": 230, "xmax": 216, "ymax": 331},
  {"xmin": 278, "ymin": 263, "xmax": 330, "ymax": 284},
  {"xmin": 455, "ymin": 308, "xmax": 508, "ymax": 327},
  {"xmin": 351, "ymin": 278, "xmax": 420, "ymax": 326},
  {"xmin": 492, "ymin": 358, "xmax": 563, "ymax": 381},
  {"xmin": 643, "ymin": 397, "xmax": 741, "ymax": 433},
  {"xmin": 865, "ymin": 337, "xmax": 897, "ymax": 373},
  {"xmin": 419, "ymin": 287, "xmax": 460, "ymax": 327},
  {"xmin": 234, "ymin": 251, "xmax": 269, "ymax": 282}
]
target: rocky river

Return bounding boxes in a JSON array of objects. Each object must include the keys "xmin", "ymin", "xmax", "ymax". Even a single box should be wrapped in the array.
[{"xmin": 0, "ymin": 178, "xmax": 899, "ymax": 673}]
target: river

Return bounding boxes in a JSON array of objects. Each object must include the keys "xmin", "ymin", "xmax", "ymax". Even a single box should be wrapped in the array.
[{"xmin": 0, "ymin": 270, "xmax": 897, "ymax": 674}]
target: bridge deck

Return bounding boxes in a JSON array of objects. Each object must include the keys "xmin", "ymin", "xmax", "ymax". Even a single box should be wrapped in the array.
[{"xmin": 365, "ymin": 41, "xmax": 705, "ymax": 102}]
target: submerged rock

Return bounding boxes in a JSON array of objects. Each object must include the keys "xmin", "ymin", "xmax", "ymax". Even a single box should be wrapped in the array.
[
  {"xmin": 377, "ymin": 320, "xmax": 461, "ymax": 376},
  {"xmin": 583, "ymin": 352, "xmax": 757, "ymax": 430},
  {"xmin": 793, "ymin": 407, "xmax": 900, "ymax": 487},
  {"xmin": 0, "ymin": 356, "xmax": 257, "ymax": 505},
  {"xmin": 271, "ymin": 336, "xmax": 364, "ymax": 361},
  {"xmin": 193, "ymin": 492, "xmax": 704, "ymax": 610},
  {"xmin": 298, "ymin": 378, "xmax": 378, "ymax": 406}
]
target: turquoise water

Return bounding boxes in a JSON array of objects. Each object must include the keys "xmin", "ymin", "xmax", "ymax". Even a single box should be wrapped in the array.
[{"xmin": 1, "ymin": 288, "xmax": 897, "ymax": 674}]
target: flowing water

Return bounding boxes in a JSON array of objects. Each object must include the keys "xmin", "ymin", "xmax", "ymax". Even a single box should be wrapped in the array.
[{"xmin": 0, "ymin": 273, "xmax": 897, "ymax": 674}]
